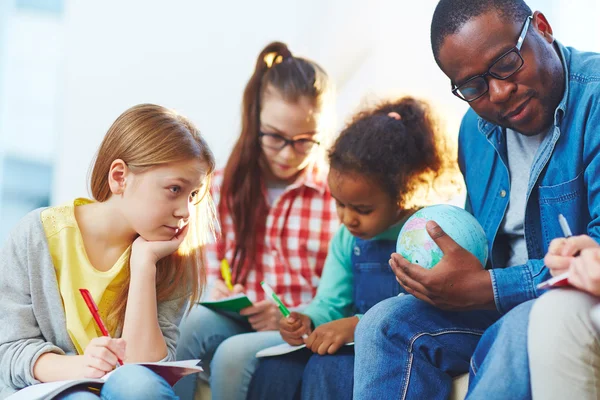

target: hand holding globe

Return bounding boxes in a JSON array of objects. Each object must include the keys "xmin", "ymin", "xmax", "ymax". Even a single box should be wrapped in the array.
[
  {"xmin": 390, "ymin": 205, "xmax": 495, "ymax": 310},
  {"xmin": 397, "ymin": 205, "xmax": 488, "ymax": 270}
]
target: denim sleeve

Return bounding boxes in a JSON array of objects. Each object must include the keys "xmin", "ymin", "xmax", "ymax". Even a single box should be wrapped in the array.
[
  {"xmin": 583, "ymin": 102, "xmax": 600, "ymax": 253},
  {"xmin": 489, "ymin": 259, "xmax": 551, "ymax": 314},
  {"xmin": 491, "ymin": 92, "xmax": 600, "ymax": 314}
]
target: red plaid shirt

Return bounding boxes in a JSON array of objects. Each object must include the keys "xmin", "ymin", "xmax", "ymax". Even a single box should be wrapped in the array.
[{"xmin": 205, "ymin": 163, "xmax": 338, "ymax": 307}]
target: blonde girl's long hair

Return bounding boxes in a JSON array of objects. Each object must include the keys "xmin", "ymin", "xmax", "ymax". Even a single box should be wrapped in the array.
[{"xmin": 89, "ymin": 103, "xmax": 216, "ymax": 327}]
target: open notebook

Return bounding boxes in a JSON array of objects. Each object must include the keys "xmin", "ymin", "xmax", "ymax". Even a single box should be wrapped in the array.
[
  {"xmin": 199, "ymin": 293, "xmax": 253, "ymax": 313},
  {"xmin": 256, "ymin": 342, "xmax": 355, "ymax": 358},
  {"xmin": 6, "ymin": 360, "xmax": 202, "ymax": 400}
]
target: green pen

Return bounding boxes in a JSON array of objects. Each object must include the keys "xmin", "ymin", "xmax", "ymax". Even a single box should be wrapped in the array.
[{"xmin": 261, "ymin": 281, "xmax": 308, "ymax": 339}]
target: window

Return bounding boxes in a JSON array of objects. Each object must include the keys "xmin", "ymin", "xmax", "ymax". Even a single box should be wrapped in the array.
[{"xmin": 0, "ymin": 155, "xmax": 52, "ymax": 241}]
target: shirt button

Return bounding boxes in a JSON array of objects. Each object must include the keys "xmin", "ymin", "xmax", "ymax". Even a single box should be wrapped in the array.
[{"xmin": 500, "ymin": 190, "xmax": 507, "ymax": 198}]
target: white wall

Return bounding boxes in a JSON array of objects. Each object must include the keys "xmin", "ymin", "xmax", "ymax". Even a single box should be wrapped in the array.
[
  {"xmin": 324, "ymin": 0, "xmax": 469, "ymax": 136},
  {"xmin": 53, "ymin": 0, "xmax": 600, "ymax": 204},
  {"xmin": 0, "ymin": 11, "xmax": 62, "ymax": 164},
  {"xmin": 534, "ymin": 0, "xmax": 600, "ymax": 51},
  {"xmin": 53, "ymin": 0, "xmax": 464, "ymax": 203},
  {"xmin": 54, "ymin": 0, "xmax": 327, "ymax": 203}
]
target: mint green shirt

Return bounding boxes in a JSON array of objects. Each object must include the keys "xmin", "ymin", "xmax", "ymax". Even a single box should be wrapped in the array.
[{"xmin": 304, "ymin": 221, "xmax": 404, "ymax": 327}]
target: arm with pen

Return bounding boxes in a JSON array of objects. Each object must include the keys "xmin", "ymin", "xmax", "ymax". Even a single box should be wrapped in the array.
[
  {"xmin": 540, "ymin": 214, "xmax": 600, "ymax": 295},
  {"xmin": 261, "ymin": 282, "xmax": 309, "ymax": 340},
  {"xmin": 273, "ymin": 236, "xmax": 358, "ymax": 355},
  {"xmin": 205, "ymin": 259, "xmax": 282, "ymax": 331},
  {"xmin": 207, "ymin": 259, "xmax": 245, "ymax": 300}
]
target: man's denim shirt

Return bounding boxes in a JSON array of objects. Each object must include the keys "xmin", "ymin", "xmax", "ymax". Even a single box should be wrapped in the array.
[{"xmin": 458, "ymin": 42, "xmax": 600, "ymax": 314}]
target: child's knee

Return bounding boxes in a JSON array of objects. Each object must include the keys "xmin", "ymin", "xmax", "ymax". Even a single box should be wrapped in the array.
[
  {"xmin": 177, "ymin": 307, "xmax": 234, "ymax": 360},
  {"xmin": 356, "ymin": 296, "xmax": 417, "ymax": 344},
  {"xmin": 356, "ymin": 299, "xmax": 394, "ymax": 339},
  {"xmin": 530, "ymin": 290, "xmax": 597, "ymax": 346},
  {"xmin": 212, "ymin": 335, "xmax": 256, "ymax": 373}
]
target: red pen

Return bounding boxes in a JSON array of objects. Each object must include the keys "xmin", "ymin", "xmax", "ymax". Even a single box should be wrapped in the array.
[{"xmin": 79, "ymin": 288, "xmax": 124, "ymax": 366}]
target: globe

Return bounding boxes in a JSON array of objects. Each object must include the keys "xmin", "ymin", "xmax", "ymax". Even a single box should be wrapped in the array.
[{"xmin": 396, "ymin": 204, "xmax": 488, "ymax": 269}]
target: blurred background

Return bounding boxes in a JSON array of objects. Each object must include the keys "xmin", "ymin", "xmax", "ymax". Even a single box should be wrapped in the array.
[{"xmin": 0, "ymin": 0, "xmax": 598, "ymax": 241}]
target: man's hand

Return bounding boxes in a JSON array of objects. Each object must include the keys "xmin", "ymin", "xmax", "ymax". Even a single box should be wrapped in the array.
[{"xmin": 390, "ymin": 220, "xmax": 495, "ymax": 310}]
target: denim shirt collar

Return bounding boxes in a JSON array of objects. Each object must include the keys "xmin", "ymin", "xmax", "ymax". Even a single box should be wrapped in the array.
[{"xmin": 476, "ymin": 40, "xmax": 571, "ymax": 137}]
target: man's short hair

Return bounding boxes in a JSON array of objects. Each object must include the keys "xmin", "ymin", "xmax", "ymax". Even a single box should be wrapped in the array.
[{"xmin": 431, "ymin": 0, "xmax": 532, "ymax": 64}]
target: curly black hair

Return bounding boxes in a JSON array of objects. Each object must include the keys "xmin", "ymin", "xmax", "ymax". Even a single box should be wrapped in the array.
[{"xmin": 329, "ymin": 97, "xmax": 457, "ymax": 207}]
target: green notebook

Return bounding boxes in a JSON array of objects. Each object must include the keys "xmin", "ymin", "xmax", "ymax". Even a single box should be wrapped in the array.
[{"xmin": 200, "ymin": 293, "xmax": 253, "ymax": 313}]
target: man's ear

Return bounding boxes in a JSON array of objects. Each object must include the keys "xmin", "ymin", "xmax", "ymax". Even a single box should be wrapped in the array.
[
  {"xmin": 108, "ymin": 159, "xmax": 129, "ymax": 195},
  {"xmin": 532, "ymin": 11, "xmax": 554, "ymax": 44}
]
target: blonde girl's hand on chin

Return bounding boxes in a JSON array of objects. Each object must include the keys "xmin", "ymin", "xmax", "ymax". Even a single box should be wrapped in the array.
[{"xmin": 130, "ymin": 224, "xmax": 189, "ymax": 272}]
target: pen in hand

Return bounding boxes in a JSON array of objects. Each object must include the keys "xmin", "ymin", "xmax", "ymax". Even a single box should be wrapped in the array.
[
  {"xmin": 221, "ymin": 259, "xmax": 234, "ymax": 291},
  {"xmin": 558, "ymin": 214, "xmax": 580, "ymax": 257},
  {"xmin": 79, "ymin": 288, "xmax": 124, "ymax": 366},
  {"xmin": 260, "ymin": 281, "xmax": 309, "ymax": 339},
  {"xmin": 537, "ymin": 214, "xmax": 576, "ymax": 290}
]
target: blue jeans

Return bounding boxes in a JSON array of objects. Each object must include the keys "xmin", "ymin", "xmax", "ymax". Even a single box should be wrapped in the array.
[
  {"xmin": 174, "ymin": 305, "xmax": 284, "ymax": 400},
  {"xmin": 58, "ymin": 364, "xmax": 178, "ymax": 400},
  {"xmin": 467, "ymin": 300, "xmax": 534, "ymax": 400},
  {"xmin": 247, "ymin": 346, "xmax": 355, "ymax": 400},
  {"xmin": 353, "ymin": 295, "xmax": 500, "ymax": 399},
  {"xmin": 246, "ymin": 234, "xmax": 401, "ymax": 399}
]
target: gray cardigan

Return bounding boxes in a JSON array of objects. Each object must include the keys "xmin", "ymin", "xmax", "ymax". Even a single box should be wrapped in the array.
[{"xmin": 0, "ymin": 209, "xmax": 186, "ymax": 399}]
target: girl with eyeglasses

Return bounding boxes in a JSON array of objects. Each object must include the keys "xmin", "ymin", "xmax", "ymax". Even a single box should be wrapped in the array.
[{"xmin": 174, "ymin": 41, "xmax": 338, "ymax": 400}]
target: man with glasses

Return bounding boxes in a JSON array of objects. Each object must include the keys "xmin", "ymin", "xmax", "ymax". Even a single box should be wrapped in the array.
[{"xmin": 353, "ymin": 0, "xmax": 600, "ymax": 399}]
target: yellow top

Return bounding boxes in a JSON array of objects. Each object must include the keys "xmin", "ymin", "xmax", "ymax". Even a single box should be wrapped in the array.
[{"xmin": 41, "ymin": 198, "xmax": 131, "ymax": 354}]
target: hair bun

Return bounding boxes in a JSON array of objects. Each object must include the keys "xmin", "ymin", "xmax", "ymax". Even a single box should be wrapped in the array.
[
  {"xmin": 262, "ymin": 43, "xmax": 293, "ymax": 68},
  {"xmin": 392, "ymin": 98, "xmax": 426, "ymax": 124},
  {"xmin": 388, "ymin": 112, "xmax": 402, "ymax": 120}
]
